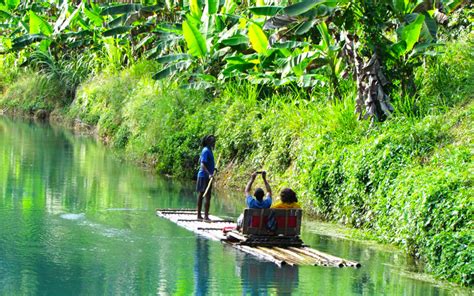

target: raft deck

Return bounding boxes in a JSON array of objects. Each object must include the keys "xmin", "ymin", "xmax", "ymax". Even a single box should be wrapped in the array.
[{"xmin": 156, "ymin": 208, "xmax": 361, "ymax": 268}]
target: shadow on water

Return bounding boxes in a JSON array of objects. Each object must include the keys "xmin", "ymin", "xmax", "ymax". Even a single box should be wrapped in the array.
[
  {"xmin": 194, "ymin": 237, "xmax": 210, "ymax": 296},
  {"xmin": 237, "ymin": 255, "xmax": 299, "ymax": 295}
]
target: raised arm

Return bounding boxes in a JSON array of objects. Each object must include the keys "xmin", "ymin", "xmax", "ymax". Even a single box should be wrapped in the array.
[
  {"xmin": 261, "ymin": 171, "xmax": 272, "ymax": 197},
  {"xmin": 245, "ymin": 172, "xmax": 257, "ymax": 196}
]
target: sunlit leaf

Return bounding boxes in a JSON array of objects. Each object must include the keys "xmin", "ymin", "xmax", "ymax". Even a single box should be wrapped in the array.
[
  {"xmin": 0, "ymin": 36, "xmax": 12, "ymax": 52},
  {"xmin": 182, "ymin": 19, "xmax": 207, "ymax": 57},
  {"xmin": 221, "ymin": 0, "xmax": 237, "ymax": 14},
  {"xmin": 205, "ymin": 0, "xmax": 219, "ymax": 15},
  {"xmin": 248, "ymin": 23, "xmax": 268, "ymax": 54},
  {"xmin": 84, "ymin": 5, "xmax": 103, "ymax": 27},
  {"xmin": 189, "ymin": 0, "xmax": 202, "ymax": 19},
  {"xmin": 6, "ymin": 0, "xmax": 20, "ymax": 10},
  {"xmin": 38, "ymin": 39, "xmax": 51, "ymax": 52},
  {"xmin": 0, "ymin": 9, "xmax": 13, "ymax": 20},
  {"xmin": 390, "ymin": 40, "xmax": 407, "ymax": 58},
  {"xmin": 29, "ymin": 10, "xmax": 52, "ymax": 36},
  {"xmin": 399, "ymin": 13, "xmax": 425, "ymax": 52}
]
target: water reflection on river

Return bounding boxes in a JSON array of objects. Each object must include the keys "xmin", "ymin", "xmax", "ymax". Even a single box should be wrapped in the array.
[{"xmin": 0, "ymin": 117, "xmax": 468, "ymax": 295}]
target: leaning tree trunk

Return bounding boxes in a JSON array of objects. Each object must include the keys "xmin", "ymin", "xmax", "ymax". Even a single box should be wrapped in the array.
[{"xmin": 342, "ymin": 33, "xmax": 394, "ymax": 122}]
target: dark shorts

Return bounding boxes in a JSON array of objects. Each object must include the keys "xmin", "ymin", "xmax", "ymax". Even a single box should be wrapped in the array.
[{"xmin": 196, "ymin": 177, "xmax": 211, "ymax": 193}]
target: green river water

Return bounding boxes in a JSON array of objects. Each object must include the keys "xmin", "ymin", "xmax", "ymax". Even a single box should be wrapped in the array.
[{"xmin": 0, "ymin": 117, "xmax": 467, "ymax": 295}]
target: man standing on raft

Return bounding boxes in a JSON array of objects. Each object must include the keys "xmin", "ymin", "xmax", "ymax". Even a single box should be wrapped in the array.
[{"xmin": 196, "ymin": 135, "xmax": 216, "ymax": 221}]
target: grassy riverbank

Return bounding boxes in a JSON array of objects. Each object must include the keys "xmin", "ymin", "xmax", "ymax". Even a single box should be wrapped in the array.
[{"xmin": 1, "ymin": 36, "xmax": 473, "ymax": 285}]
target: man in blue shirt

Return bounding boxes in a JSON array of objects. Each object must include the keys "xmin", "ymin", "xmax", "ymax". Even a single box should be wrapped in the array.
[
  {"xmin": 196, "ymin": 135, "xmax": 216, "ymax": 221},
  {"xmin": 245, "ymin": 171, "xmax": 272, "ymax": 209},
  {"xmin": 236, "ymin": 171, "xmax": 272, "ymax": 229}
]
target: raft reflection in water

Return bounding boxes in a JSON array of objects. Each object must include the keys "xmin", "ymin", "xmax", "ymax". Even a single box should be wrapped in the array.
[
  {"xmin": 194, "ymin": 237, "xmax": 210, "ymax": 296},
  {"xmin": 237, "ymin": 253, "xmax": 299, "ymax": 295}
]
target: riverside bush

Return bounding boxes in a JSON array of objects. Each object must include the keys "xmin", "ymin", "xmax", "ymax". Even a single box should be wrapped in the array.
[{"xmin": 0, "ymin": 71, "xmax": 65, "ymax": 113}]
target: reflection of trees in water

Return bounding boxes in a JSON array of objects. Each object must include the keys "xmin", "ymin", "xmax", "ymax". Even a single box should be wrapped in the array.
[
  {"xmin": 194, "ymin": 237, "xmax": 210, "ymax": 296},
  {"xmin": 237, "ymin": 255, "xmax": 298, "ymax": 295}
]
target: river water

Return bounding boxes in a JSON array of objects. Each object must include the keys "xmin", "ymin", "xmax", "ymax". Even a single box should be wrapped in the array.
[{"xmin": 0, "ymin": 117, "xmax": 466, "ymax": 295}]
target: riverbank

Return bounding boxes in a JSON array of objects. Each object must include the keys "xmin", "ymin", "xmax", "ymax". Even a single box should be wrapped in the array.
[{"xmin": 1, "ymin": 36, "xmax": 473, "ymax": 286}]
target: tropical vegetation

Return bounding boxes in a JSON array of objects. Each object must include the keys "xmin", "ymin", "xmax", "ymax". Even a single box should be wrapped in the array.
[{"xmin": 0, "ymin": 0, "xmax": 472, "ymax": 286}]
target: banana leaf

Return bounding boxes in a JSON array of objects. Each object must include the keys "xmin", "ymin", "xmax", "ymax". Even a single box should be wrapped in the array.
[
  {"xmin": 272, "ymin": 40, "xmax": 309, "ymax": 48},
  {"xmin": 102, "ymin": 26, "xmax": 132, "ymax": 37},
  {"xmin": 134, "ymin": 34, "xmax": 155, "ymax": 51},
  {"xmin": 61, "ymin": 30, "xmax": 93, "ymax": 39},
  {"xmin": 107, "ymin": 14, "xmax": 127, "ymax": 28},
  {"xmin": 248, "ymin": 6, "xmax": 284, "ymax": 16},
  {"xmin": 248, "ymin": 23, "xmax": 268, "ymax": 54},
  {"xmin": 12, "ymin": 34, "xmax": 46, "ymax": 49},
  {"xmin": 157, "ymin": 23, "xmax": 182, "ymax": 34},
  {"xmin": 181, "ymin": 81, "xmax": 214, "ymax": 89},
  {"xmin": 284, "ymin": 0, "xmax": 323, "ymax": 17},
  {"xmin": 0, "ymin": 9, "xmax": 13, "ymax": 20},
  {"xmin": 156, "ymin": 54, "xmax": 191, "ymax": 64},
  {"xmin": 29, "ymin": 10, "xmax": 52, "ymax": 36},
  {"xmin": 295, "ymin": 19, "xmax": 317, "ymax": 35},
  {"xmin": 221, "ymin": 34, "xmax": 248, "ymax": 46},
  {"xmin": 6, "ymin": 0, "xmax": 20, "ymax": 10},
  {"xmin": 221, "ymin": 63, "xmax": 254, "ymax": 76},
  {"xmin": 399, "ymin": 13, "xmax": 424, "ymax": 52},
  {"xmin": 205, "ymin": 0, "xmax": 219, "ymax": 15},
  {"xmin": 152, "ymin": 61, "xmax": 192, "ymax": 80},
  {"xmin": 189, "ymin": 0, "xmax": 202, "ymax": 19},
  {"xmin": 101, "ymin": 4, "xmax": 142, "ymax": 16},
  {"xmin": 84, "ymin": 5, "xmax": 103, "ymax": 27},
  {"xmin": 182, "ymin": 19, "xmax": 207, "ymax": 57},
  {"xmin": 141, "ymin": 4, "xmax": 165, "ymax": 12}
]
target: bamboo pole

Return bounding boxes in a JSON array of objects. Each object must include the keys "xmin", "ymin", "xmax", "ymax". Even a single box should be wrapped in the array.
[
  {"xmin": 301, "ymin": 247, "xmax": 347, "ymax": 267},
  {"xmin": 156, "ymin": 208, "xmax": 197, "ymax": 212},
  {"xmin": 177, "ymin": 219, "xmax": 234, "ymax": 223},
  {"xmin": 288, "ymin": 247, "xmax": 330, "ymax": 266},
  {"xmin": 342, "ymin": 259, "xmax": 362, "ymax": 268},
  {"xmin": 160, "ymin": 211, "xmax": 198, "ymax": 215},
  {"xmin": 302, "ymin": 247, "xmax": 344, "ymax": 261},
  {"xmin": 273, "ymin": 247, "xmax": 316, "ymax": 265},
  {"xmin": 238, "ymin": 245, "xmax": 286, "ymax": 267},
  {"xmin": 197, "ymin": 227, "xmax": 227, "ymax": 230},
  {"xmin": 226, "ymin": 231, "xmax": 247, "ymax": 242},
  {"xmin": 256, "ymin": 247, "xmax": 298, "ymax": 266}
]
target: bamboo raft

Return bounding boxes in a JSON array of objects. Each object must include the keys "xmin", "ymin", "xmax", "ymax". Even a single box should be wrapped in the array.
[{"xmin": 156, "ymin": 208, "xmax": 361, "ymax": 268}]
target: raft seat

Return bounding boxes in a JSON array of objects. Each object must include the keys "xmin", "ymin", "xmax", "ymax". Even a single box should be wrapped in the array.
[{"xmin": 241, "ymin": 208, "xmax": 302, "ymax": 236}]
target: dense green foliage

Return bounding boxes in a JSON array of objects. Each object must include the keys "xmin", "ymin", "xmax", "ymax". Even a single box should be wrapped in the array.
[
  {"xmin": 1, "ymin": 0, "xmax": 470, "ymax": 119},
  {"xmin": 1, "ymin": 0, "xmax": 473, "ymax": 287}
]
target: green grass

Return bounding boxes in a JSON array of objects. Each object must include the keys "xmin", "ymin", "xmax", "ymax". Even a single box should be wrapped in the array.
[{"xmin": 0, "ymin": 70, "xmax": 65, "ymax": 113}]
